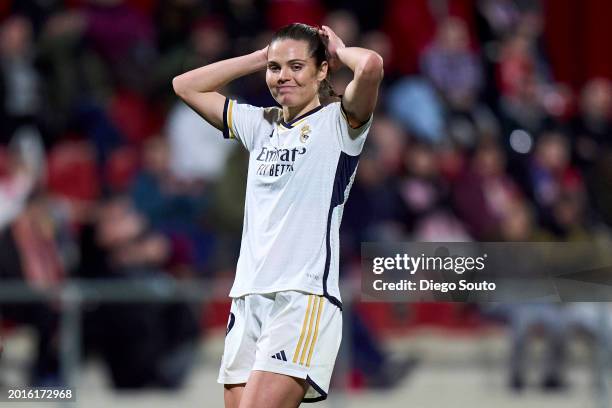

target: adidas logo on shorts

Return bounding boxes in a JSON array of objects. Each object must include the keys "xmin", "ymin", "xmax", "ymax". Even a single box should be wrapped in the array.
[{"xmin": 271, "ymin": 350, "xmax": 288, "ymax": 361}]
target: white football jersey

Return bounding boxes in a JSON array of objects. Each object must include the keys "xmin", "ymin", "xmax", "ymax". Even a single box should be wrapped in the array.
[{"xmin": 222, "ymin": 98, "xmax": 372, "ymax": 309}]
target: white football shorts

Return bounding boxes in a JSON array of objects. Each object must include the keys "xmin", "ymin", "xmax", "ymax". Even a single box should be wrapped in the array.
[{"xmin": 217, "ymin": 291, "xmax": 342, "ymax": 402}]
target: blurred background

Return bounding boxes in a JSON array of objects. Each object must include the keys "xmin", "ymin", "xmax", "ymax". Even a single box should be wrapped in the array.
[{"xmin": 0, "ymin": 0, "xmax": 611, "ymax": 407}]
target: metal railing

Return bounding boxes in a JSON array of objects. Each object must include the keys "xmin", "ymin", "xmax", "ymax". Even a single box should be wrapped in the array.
[
  {"xmin": 0, "ymin": 279, "xmax": 610, "ymax": 408},
  {"xmin": 1, "ymin": 278, "xmax": 215, "ymax": 386}
]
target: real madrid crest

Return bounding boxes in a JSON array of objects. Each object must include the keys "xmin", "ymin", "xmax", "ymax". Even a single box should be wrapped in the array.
[{"xmin": 300, "ymin": 124, "xmax": 311, "ymax": 143}]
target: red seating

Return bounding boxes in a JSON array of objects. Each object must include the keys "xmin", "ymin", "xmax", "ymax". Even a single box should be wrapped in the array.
[
  {"xmin": 109, "ymin": 90, "xmax": 162, "ymax": 145},
  {"xmin": 104, "ymin": 146, "xmax": 140, "ymax": 192},
  {"xmin": 47, "ymin": 140, "xmax": 100, "ymax": 201}
]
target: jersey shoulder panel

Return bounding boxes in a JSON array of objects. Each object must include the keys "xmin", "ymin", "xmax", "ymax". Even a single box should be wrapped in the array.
[{"xmin": 223, "ymin": 98, "xmax": 282, "ymax": 151}]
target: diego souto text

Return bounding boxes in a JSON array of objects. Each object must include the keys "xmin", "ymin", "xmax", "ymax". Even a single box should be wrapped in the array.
[{"xmin": 373, "ymin": 279, "xmax": 496, "ymax": 292}]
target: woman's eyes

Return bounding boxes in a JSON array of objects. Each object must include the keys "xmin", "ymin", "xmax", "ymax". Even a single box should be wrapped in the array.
[{"xmin": 268, "ymin": 65, "xmax": 303, "ymax": 72}]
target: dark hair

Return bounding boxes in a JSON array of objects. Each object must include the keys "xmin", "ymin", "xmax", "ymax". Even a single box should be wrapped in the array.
[{"xmin": 269, "ymin": 23, "xmax": 339, "ymax": 100}]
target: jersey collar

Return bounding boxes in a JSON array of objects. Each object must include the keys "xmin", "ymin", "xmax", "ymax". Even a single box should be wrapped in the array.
[{"xmin": 279, "ymin": 105, "xmax": 324, "ymax": 129}]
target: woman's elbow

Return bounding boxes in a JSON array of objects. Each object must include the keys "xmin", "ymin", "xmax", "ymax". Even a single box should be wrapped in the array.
[
  {"xmin": 355, "ymin": 51, "xmax": 383, "ymax": 82},
  {"xmin": 172, "ymin": 75, "xmax": 188, "ymax": 97},
  {"xmin": 357, "ymin": 52, "xmax": 384, "ymax": 82}
]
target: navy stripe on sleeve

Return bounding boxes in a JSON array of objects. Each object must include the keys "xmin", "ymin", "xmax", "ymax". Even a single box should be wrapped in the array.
[{"xmin": 222, "ymin": 98, "xmax": 231, "ymax": 139}]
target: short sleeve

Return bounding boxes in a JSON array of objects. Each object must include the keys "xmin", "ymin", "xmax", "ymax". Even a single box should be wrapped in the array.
[
  {"xmin": 333, "ymin": 101, "xmax": 373, "ymax": 156},
  {"xmin": 223, "ymin": 98, "xmax": 277, "ymax": 151}
]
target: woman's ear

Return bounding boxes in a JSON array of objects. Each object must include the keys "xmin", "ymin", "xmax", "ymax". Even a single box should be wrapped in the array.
[{"xmin": 317, "ymin": 61, "xmax": 329, "ymax": 82}]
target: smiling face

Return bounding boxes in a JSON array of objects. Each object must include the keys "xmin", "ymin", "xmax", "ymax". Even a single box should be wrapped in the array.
[{"xmin": 266, "ymin": 39, "xmax": 328, "ymax": 108}]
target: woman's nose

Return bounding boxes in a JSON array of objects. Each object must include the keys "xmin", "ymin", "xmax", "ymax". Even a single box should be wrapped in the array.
[{"xmin": 279, "ymin": 67, "xmax": 291, "ymax": 82}]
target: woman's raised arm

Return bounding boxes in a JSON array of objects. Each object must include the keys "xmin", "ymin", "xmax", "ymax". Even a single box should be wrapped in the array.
[
  {"xmin": 319, "ymin": 26, "xmax": 384, "ymax": 128},
  {"xmin": 172, "ymin": 47, "xmax": 268, "ymax": 130}
]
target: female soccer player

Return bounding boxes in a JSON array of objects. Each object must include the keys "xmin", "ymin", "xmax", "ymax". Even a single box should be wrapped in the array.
[{"xmin": 173, "ymin": 23, "xmax": 383, "ymax": 407}]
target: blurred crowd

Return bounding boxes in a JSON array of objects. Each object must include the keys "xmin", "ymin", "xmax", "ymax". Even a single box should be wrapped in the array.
[{"xmin": 0, "ymin": 0, "xmax": 611, "ymax": 394}]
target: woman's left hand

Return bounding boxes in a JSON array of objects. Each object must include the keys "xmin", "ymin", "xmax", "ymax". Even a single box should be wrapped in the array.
[{"xmin": 318, "ymin": 25, "xmax": 345, "ymax": 71}]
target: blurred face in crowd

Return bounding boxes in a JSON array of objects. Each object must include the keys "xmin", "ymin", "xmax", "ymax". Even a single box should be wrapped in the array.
[
  {"xmin": 266, "ymin": 39, "xmax": 327, "ymax": 108},
  {"xmin": 0, "ymin": 16, "xmax": 32, "ymax": 57},
  {"xmin": 438, "ymin": 17, "xmax": 469, "ymax": 51},
  {"xmin": 581, "ymin": 78, "xmax": 612, "ymax": 119},
  {"xmin": 96, "ymin": 198, "xmax": 145, "ymax": 248},
  {"xmin": 474, "ymin": 142, "xmax": 505, "ymax": 177},
  {"xmin": 192, "ymin": 22, "xmax": 227, "ymax": 60},
  {"xmin": 406, "ymin": 143, "xmax": 437, "ymax": 178},
  {"xmin": 500, "ymin": 199, "xmax": 533, "ymax": 241},
  {"xmin": 553, "ymin": 194, "xmax": 583, "ymax": 228},
  {"xmin": 143, "ymin": 136, "xmax": 170, "ymax": 176},
  {"xmin": 516, "ymin": 10, "xmax": 544, "ymax": 39},
  {"xmin": 324, "ymin": 10, "xmax": 358, "ymax": 46},
  {"xmin": 535, "ymin": 132, "xmax": 569, "ymax": 173},
  {"xmin": 370, "ymin": 117, "xmax": 406, "ymax": 171}
]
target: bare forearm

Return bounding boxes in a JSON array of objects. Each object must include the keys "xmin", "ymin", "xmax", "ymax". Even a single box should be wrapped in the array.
[{"xmin": 173, "ymin": 50, "xmax": 267, "ymax": 95}]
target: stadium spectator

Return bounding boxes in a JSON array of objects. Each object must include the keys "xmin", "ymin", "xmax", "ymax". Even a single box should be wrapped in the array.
[
  {"xmin": 0, "ymin": 191, "xmax": 66, "ymax": 386},
  {"xmin": 77, "ymin": 196, "xmax": 199, "ymax": 388},
  {"xmin": 421, "ymin": 17, "xmax": 482, "ymax": 109},
  {"xmin": 453, "ymin": 138, "xmax": 522, "ymax": 240},
  {"xmin": 0, "ymin": 16, "xmax": 42, "ymax": 145},
  {"xmin": 572, "ymin": 78, "xmax": 612, "ymax": 170}
]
